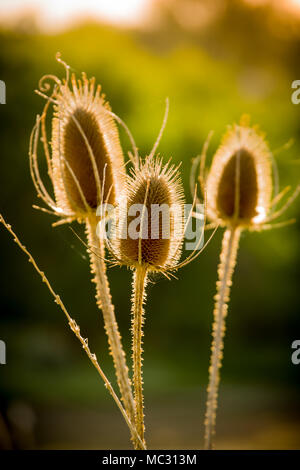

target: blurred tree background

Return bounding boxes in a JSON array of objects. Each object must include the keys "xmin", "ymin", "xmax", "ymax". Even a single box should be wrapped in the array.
[{"xmin": 0, "ymin": 0, "xmax": 300, "ymax": 449}]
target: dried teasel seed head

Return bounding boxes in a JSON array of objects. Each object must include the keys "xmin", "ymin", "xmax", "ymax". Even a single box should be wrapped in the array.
[
  {"xmin": 111, "ymin": 157, "xmax": 185, "ymax": 273},
  {"xmin": 51, "ymin": 73, "xmax": 126, "ymax": 216},
  {"xmin": 206, "ymin": 118, "xmax": 273, "ymax": 228},
  {"xmin": 34, "ymin": 70, "xmax": 126, "ymax": 221}
]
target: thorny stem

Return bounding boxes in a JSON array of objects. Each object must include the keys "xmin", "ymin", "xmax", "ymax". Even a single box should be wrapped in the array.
[
  {"xmin": 0, "ymin": 214, "xmax": 145, "ymax": 450},
  {"xmin": 204, "ymin": 227, "xmax": 241, "ymax": 450},
  {"xmin": 131, "ymin": 265, "xmax": 148, "ymax": 449},
  {"xmin": 85, "ymin": 216, "xmax": 135, "ymax": 431}
]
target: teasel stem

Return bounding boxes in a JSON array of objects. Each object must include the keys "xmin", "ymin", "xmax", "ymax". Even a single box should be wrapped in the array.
[
  {"xmin": 204, "ymin": 227, "xmax": 241, "ymax": 450},
  {"xmin": 0, "ymin": 213, "xmax": 145, "ymax": 450},
  {"xmin": 131, "ymin": 265, "xmax": 148, "ymax": 449},
  {"xmin": 85, "ymin": 216, "xmax": 135, "ymax": 432}
]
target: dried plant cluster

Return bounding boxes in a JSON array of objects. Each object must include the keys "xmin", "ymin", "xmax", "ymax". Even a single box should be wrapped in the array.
[{"xmin": 0, "ymin": 57, "xmax": 299, "ymax": 450}]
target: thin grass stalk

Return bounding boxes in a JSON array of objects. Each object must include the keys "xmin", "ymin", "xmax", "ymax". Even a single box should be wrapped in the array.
[
  {"xmin": 204, "ymin": 227, "xmax": 241, "ymax": 450},
  {"xmin": 131, "ymin": 265, "xmax": 148, "ymax": 449},
  {"xmin": 0, "ymin": 214, "xmax": 145, "ymax": 449},
  {"xmin": 85, "ymin": 216, "xmax": 135, "ymax": 428}
]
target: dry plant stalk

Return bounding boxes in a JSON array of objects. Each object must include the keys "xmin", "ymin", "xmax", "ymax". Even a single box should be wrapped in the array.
[
  {"xmin": 85, "ymin": 217, "xmax": 135, "ymax": 421},
  {"xmin": 29, "ymin": 55, "xmax": 135, "ymax": 433},
  {"xmin": 109, "ymin": 156, "xmax": 186, "ymax": 448},
  {"xmin": 109, "ymin": 155, "xmax": 214, "ymax": 448},
  {"xmin": 200, "ymin": 116, "xmax": 300, "ymax": 449},
  {"xmin": 204, "ymin": 227, "xmax": 240, "ymax": 449},
  {"xmin": 131, "ymin": 266, "xmax": 148, "ymax": 445},
  {"xmin": 0, "ymin": 214, "xmax": 145, "ymax": 450}
]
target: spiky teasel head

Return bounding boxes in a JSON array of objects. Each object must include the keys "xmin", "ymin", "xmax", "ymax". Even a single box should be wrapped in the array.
[
  {"xmin": 206, "ymin": 116, "xmax": 272, "ymax": 228},
  {"xmin": 29, "ymin": 54, "xmax": 126, "ymax": 225},
  {"xmin": 109, "ymin": 156, "xmax": 185, "ymax": 275},
  {"xmin": 202, "ymin": 116, "xmax": 300, "ymax": 232}
]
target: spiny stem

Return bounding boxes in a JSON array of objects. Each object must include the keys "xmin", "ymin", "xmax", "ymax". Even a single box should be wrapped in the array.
[
  {"xmin": 0, "ymin": 214, "xmax": 145, "ymax": 450},
  {"xmin": 204, "ymin": 227, "xmax": 241, "ymax": 450},
  {"xmin": 85, "ymin": 216, "xmax": 135, "ymax": 429},
  {"xmin": 131, "ymin": 265, "xmax": 148, "ymax": 449}
]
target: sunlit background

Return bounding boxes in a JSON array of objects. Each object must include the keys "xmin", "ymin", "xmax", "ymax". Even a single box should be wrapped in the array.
[
  {"xmin": 1, "ymin": 0, "xmax": 300, "ymax": 30},
  {"xmin": 0, "ymin": 0, "xmax": 151, "ymax": 30},
  {"xmin": 0, "ymin": 0, "xmax": 300, "ymax": 450}
]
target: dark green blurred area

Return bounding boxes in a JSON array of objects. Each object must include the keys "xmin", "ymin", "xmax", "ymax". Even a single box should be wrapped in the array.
[{"xmin": 0, "ymin": 0, "xmax": 300, "ymax": 449}]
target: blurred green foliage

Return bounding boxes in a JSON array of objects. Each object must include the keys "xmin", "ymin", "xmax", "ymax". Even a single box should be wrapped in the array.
[{"xmin": 0, "ymin": 0, "xmax": 300, "ymax": 449}]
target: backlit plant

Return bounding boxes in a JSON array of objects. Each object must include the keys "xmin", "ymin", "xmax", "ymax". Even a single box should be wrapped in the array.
[
  {"xmin": 0, "ymin": 54, "xmax": 299, "ymax": 451},
  {"xmin": 197, "ymin": 116, "xmax": 300, "ymax": 449}
]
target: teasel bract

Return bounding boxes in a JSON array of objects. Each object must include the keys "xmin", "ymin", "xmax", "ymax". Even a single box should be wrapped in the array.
[
  {"xmin": 107, "ymin": 149, "xmax": 214, "ymax": 448},
  {"xmin": 197, "ymin": 116, "xmax": 300, "ymax": 449},
  {"xmin": 29, "ymin": 54, "xmax": 135, "ymax": 433}
]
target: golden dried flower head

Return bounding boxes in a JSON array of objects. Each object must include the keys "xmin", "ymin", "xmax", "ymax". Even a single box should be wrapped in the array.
[
  {"xmin": 30, "ymin": 55, "xmax": 126, "ymax": 224},
  {"xmin": 110, "ymin": 157, "xmax": 185, "ymax": 273},
  {"xmin": 206, "ymin": 117, "xmax": 273, "ymax": 228}
]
